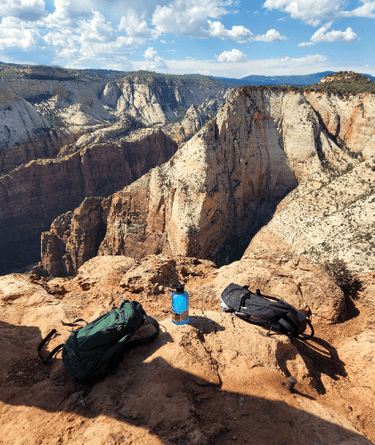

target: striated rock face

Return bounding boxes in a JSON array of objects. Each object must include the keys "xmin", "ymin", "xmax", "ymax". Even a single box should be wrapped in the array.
[
  {"xmin": 245, "ymin": 156, "xmax": 375, "ymax": 273},
  {"xmin": 306, "ymin": 91, "xmax": 375, "ymax": 159},
  {"xmin": 1, "ymin": 75, "xmax": 230, "ymax": 174},
  {"xmin": 36, "ymin": 88, "xmax": 298, "ymax": 275},
  {"xmin": 33, "ymin": 87, "xmax": 375, "ymax": 277},
  {"xmin": 5, "ymin": 76, "xmax": 230, "ymax": 127},
  {"xmin": 0, "ymin": 85, "xmax": 82, "ymax": 175},
  {"xmin": 0, "ymin": 130, "xmax": 177, "ymax": 275},
  {"xmin": 0, "ymin": 74, "xmax": 233, "ymax": 275}
]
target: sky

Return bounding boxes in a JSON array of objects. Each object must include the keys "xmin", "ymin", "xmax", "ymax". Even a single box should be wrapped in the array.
[{"xmin": 0, "ymin": 0, "xmax": 374, "ymax": 78}]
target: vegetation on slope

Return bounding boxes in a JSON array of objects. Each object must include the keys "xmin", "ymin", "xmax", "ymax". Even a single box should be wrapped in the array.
[
  {"xmin": 245, "ymin": 71, "xmax": 375, "ymax": 95},
  {"xmin": 0, "ymin": 63, "xmax": 224, "ymax": 88},
  {"xmin": 1, "ymin": 62, "xmax": 374, "ymax": 94}
]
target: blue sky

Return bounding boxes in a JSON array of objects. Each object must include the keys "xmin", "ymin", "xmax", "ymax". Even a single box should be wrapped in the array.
[{"xmin": 0, "ymin": 0, "xmax": 374, "ymax": 78}]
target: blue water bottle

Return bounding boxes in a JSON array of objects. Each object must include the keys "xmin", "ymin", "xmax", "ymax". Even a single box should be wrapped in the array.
[{"xmin": 171, "ymin": 283, "xmax": 189, "ymax": 325}]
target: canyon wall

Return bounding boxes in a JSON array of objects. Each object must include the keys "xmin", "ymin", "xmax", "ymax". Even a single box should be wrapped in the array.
[
  {"xmin": 0, "ymin": 75, "xmax": 232, "ymax": 274},
  {"xmin": 36, "ymin": 87, "xmax": 375, "ymax": 277},
  {"xmin": 241, "ymin": 91, "xmax": 375, "ymax": 274},
  {"xmin": 0, "ymin": 130, "xmax": 177, "ymax": 275},
  {"xmin": 1, "ymin": 76, "xmax": 231, "ymax": 176},
  {"xmin": 0, "ymin": 85, "xmax": 83, "ymax": 175},
  {"xmin": 306, "ymin": 91, "xmax": 375, "ymax": 159}
]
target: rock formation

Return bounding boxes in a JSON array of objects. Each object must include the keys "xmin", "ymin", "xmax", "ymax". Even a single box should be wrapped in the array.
[
  {"xmin": 306, "ymin": 90, "xmax": 375, "ymax": 160},
  {"xmin": 0, "ymin": 73, "xmax": 232, "ymax": 275},
  {"xmin": 245, "ymin": 157, "xmax": 375, "ymax": 274},
  {"xmin": 0, "ymin": 129, "xmax": 177, "ymax": 275},
  {"xmin": 319, "ymin": 71, "xmax": 372, "ymax": 85},
  {"xmin": 2, "ymin": 67, "xmax": 375, "ymax": 444},
  {"xmin": 36, "ymin": 86, "xmax": 375, "ymax": 277},
  {"xmin": 1, "ymin": 255, "xmax": 375, "ymax": 444},
  {"xmin": 0, "ymin": 85, "xmax": 82, "ymax": 175}
]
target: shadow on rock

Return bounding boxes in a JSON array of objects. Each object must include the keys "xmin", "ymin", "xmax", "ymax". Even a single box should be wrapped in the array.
[
  {"xmin": 293, "ymin": 336, "xmax": 347, "ymax": 395},
  {"xmin": 188, "ymin": 316, "xmax": 226, "ymax": 333},
  {"xmin": 0, "ymin": 319, "xmax": 372, "ymax": 445}
]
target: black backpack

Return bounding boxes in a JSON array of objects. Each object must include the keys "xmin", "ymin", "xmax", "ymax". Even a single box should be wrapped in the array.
[
  {"xmin": 38, "ymin": 299, "xmax": 159, "ymax": 385},
  {"xmin": 221, "ymin": 283, "xmax": 314, "ymax": 340}
]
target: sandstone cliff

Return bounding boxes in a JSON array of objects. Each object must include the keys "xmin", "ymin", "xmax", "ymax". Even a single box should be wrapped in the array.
[
  {"xmin": 0, "ymin": 129, "xmax": 177, "ymax": 275},
  {"xmin": 36, "ymin": 86, "xmax": 375, "ymax": 277},
  {"xmin": 0, "ymin": 73, "xmax": 233, "ymax": 275},
  {"xmin": 0, "ymin": 85, "xmax": 83, "ymax": 175},
  {"xmin": 245, "ymin": 156, "xmax": 375, "ymax": 274},
  {"xmin": 5, "ymin": 75, "xmax": 230, "ymax": 128},
  {"xmin": 1, "ymin": 75, "xmax": 231, "ymax": 176},
  {"xmin": 306, "ymin": 91, "xmax": 375, "ymax": 160}
]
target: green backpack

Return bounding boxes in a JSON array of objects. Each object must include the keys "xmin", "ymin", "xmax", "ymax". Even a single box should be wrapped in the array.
[{"xmin": 38, "ymin": 299, "xmax": 159, "ymax": 385}]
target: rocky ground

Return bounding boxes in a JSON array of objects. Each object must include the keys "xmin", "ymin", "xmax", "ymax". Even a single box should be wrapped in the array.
[{"xmin": 1, "ymin": 254, "xmax": 374, "ymax": 445}]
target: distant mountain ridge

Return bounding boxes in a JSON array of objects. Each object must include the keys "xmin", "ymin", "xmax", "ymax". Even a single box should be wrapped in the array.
[
  {"xmin": 1, "ymin": 61, "xmax": 374, "ymax": 87},
  {"xmin": 212, "ymin": 71, "xmax": 375, "ymax": 87}
]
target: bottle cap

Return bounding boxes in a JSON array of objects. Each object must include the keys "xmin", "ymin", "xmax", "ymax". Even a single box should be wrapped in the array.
[{"xmin": 176, "ymin": 283, "xmax": 184, "ymax": 293}]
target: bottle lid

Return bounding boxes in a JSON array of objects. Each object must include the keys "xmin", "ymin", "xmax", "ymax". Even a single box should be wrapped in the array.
[{"xmin": 176, "ymin": 283, "xmax": 184, "ymax": 293}]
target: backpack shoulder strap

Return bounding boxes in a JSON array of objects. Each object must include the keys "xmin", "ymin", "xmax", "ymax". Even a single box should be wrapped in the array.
[
  {"xmin": 296, "ymin": 318, "xmax": 314, "ymax": 340},
  {"xmin": 37, "ymin": 329, "xmax": 64, "ymax": 365},
  {"xmin": 121, "ymin": 313, "xmax": 160, "ymax": 351}
]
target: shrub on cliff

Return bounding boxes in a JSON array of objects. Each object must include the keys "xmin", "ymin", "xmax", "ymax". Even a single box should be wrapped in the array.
[{"xmin": 323, "ymin": 258, "xmax": 362, "ymax": 299}]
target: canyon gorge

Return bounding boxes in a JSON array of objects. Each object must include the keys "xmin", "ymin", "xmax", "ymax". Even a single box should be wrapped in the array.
[{"xmin": 0, "ymin": 66, "xmax": 375, "ymax": 444}]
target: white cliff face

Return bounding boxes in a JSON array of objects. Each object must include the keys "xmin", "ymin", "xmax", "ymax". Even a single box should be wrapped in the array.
[
  {"xmin": 13, "ymin": 84, "xmax": 375, "ymax": 276},
  {"xmin": 246, "ymin": 157, "xmax": 375, "ymax": 273},
  {"xmin": 307, "ymin": 92, "xmax": 375, "ymax": 159},
  {"xmin": 0, "ymin": 76, "xmax": 231, "ymax": 175},
  {"xmin": 97, "ymin": 87, "xmax": 375, "ymax": 270},
  {"xmin": 100, "ymin": 82, "xmax": 121, "ymax": 108},
  {"xmin": 0, "ymin": 86, "xmax": 49, "ymax": 149},
  {"xmin": 237, "ymin": 91, "xmax": 375, "ymax": 274},
  {"xmin": 0, "ymin": 85, "xmax": 84, "ymax": 175},
  {"xmin": 98, "ymin": 88, "xmax": 327, "ymax": 265}
]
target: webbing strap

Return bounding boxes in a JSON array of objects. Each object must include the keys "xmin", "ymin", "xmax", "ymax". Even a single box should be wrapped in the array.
[
  {"xmin": 122, "ymin": 314, "xmax": 160, "ymax": 350},
  {"xmin": 38, "ymin": 329, "xmax": 64, "ymax": 365},
  {"xmin": 281, "ymin": 313, "xmax": 299, "ymax": 335},
  {"xmin": 61, "ymin": 319, "xmax": 88, "ymax": 327},
  {"xmin": 296, "ymin": 318, "xmax": 314, "ymax": 340}
]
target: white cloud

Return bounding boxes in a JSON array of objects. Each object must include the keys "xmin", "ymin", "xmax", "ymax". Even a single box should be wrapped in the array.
[
  {"xmin": 311, "ymin": 22, "xmax": 359, "ymax": 43},
  {"xmin": 142, "ymin": 46, "xmax": 166, "ymax": 69},
  {"xmin": 280, "ymin": 56, "xmax": 291, "ymax": 63},
  {"xmin": 144, "ymin": 46, "xmax": 158, "ymax": 60},
  {"xmin": 78, "ymin": 11, "xmax": 116, "ymax": 43},
  {"xmin": 255, "ymin": 29, "xmax": 287, "ymax": 42},
  {"xmin": 42, "ymin": 0, "xmax": 94, "ymax": 28},
  {"xmin": 262, "ymin": 0, "xmax": 375, "ymax": 26},
  {"xmin": 0, "ymin": 0, "xmax": 48, "ymax": 21},
  {"xmin": 216, "ymin": 49, "xmax": 247, "ymax": 63},
  {"xmin": 43, "ymin": 29, "xmax": 78, "ymax": 50},
  {"xmin": 152, "ymin": 0, "xmax": 231, "ymax": 37},
  {"xmin": 298, "ymin": 41, "xmax": 315, "ymax": 46},
  {"xmin": 342, "ymin": 0, "xmax": 375, "ymax": 18},
  {"xmin": 207, "ymin": 20, "xmax": 254, "ymax": 42},
  {"xmin": 78, "ymin": 36, "xmax": 136, "ymax": 59},
  {"xmin": 0, "ymin": 16, "xmax": 43, "ymax": 49},
  {"xmin": 118, "ymin": 8, "xmax": 158, "ymax": 40},
  {"xmin": 41, "ymin": 11, "xmax": 139, "ymax": 64},
  {"xmin": 278, "ymin": 53, "xmax": 327, "ymax": 65}
]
